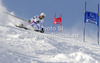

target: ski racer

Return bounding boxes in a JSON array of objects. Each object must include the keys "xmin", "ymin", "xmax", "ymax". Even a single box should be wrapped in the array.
[{"xmin": 16, "ymin": 13, "xmax": 46, "ymax": 33}]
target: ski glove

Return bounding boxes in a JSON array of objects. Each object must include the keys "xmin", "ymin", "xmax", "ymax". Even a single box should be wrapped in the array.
[{"xmin": 27, "ymin": 20, "xmax": 31, "ymax": 23}]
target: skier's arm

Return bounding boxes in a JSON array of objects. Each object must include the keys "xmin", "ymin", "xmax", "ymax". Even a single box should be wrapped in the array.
[{"xmin": 28, "ymin": 16, "xmax": 36, "ymax": 24}]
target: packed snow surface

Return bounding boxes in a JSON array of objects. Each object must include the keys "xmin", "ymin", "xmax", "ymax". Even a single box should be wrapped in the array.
[{"xmin": 0, "ymin": 24, "xmax": 100, "ymax": 63}]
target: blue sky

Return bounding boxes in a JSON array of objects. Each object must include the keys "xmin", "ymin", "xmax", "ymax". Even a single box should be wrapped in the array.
[{"xmin": 2, "ymin": 0, "xmax": 100, "ymax": 34}]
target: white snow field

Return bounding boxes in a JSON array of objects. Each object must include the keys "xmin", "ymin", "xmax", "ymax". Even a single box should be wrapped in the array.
[{"xmin": 0, "ymin": 24, "xmax": 100, "ymax": 63}]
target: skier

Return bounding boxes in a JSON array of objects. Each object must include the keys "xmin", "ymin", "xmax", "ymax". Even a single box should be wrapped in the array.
[{"xmin": 16, "ymin": 13, "xmax": 46, "ymax": 33}]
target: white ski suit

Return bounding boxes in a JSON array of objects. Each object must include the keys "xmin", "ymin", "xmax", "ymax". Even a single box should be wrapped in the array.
[{"xmin": 25, "ymin": 15, "xmax": 44, "ymax": 31}]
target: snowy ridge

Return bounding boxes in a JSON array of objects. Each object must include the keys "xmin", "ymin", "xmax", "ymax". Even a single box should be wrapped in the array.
[{"xmin": 0, "ymin": 24, "xmax": 100, "ymax": 63}]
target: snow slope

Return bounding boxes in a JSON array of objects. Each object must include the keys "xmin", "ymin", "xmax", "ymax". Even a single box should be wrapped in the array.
[
  {"xmin": 0, "ymin": 0, "xmax": 100, "ymax": 62},
  {"xmin": 0, "ymin": 24, "xmax": 100, "ymax": 63}
]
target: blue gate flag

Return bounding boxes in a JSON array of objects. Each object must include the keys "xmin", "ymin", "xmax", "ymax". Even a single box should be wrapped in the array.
[{"xmin": 85, "ymin": 11, "xmax": 99, "ymax": 26}]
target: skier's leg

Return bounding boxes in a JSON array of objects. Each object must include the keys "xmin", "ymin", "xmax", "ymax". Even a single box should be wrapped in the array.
[
  {"xmin": 38, "ymin": 24, "xmax": 44, "ymax": 33},
  {"xmin": 25, "ymin": 23, "xmax": 35, "ymax": 30}
]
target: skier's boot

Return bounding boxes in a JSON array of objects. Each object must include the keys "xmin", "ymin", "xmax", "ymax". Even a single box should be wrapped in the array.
[
  {"xmin": 18, "ymin": 24, "xmax": 23, "ymax": 28},
  {"xmin": 40, "ymin": 28, "xmax": 44, "ymax": 33},
  {"xmin": 15, "ymin": 24, "xmax": 28, "ymax": 30}
]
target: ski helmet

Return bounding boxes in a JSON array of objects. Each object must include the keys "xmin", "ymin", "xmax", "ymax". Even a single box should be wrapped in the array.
[{"xmin": 40, "ymin": 13, "xmax": 46, "ymax": 17}]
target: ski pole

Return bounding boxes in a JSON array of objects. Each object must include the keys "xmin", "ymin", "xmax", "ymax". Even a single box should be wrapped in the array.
[{"xmin": 3, "ymin": 11, "xmax": 27, "ymax": 21}]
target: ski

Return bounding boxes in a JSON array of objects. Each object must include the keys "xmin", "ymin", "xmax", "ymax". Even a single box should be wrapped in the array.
[{"xmin": 15, "ymin": 25, "xmax": 28, "ymax": 30}]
